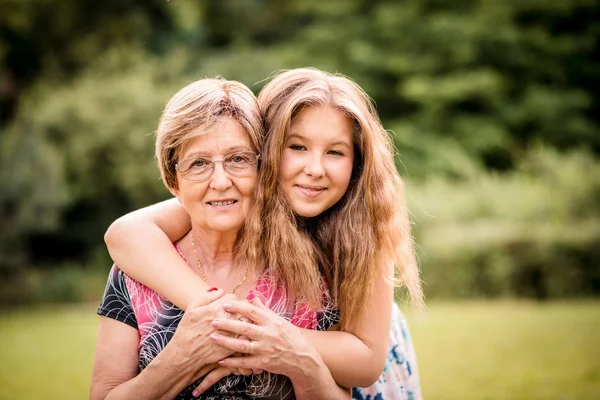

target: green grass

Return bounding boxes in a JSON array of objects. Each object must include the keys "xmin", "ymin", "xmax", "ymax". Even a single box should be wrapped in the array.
[
  {"xmin": 0, "ymin": 304, "xmax": 99, "ymax": 400},
  {"xmin": 405, "ymin": 301, "xmax": 600, "ymax": 400},
  {"xmin": 0, "ymin": 301, "xmax": 598, "ymax": 399}
]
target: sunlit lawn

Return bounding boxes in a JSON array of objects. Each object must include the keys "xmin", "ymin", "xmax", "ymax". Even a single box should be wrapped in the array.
[
  {"xmin": 405, "ymin": 301, "xmax": 600, "ymax": 400},
  {"xmin": 0, "ymin": 301, "xmax": 598, "ymax": 400},
  {"xmin": 0, "ymin": 304, "xmax": 99, "ymax": 400}
]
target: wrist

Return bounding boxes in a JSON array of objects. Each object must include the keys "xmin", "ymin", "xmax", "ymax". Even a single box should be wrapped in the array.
[
  {"xmin": 140, "ymin": 349, "xmax": 197, "ymax": 396},
  {"xmin": 165, "ymin": 336, "xmax": 206, "ymax": 381},
  {"xmin": 291, "ymin": 358, "xmax": 335, "ymax": 399},
  {"xmin": 289, "ymin": 346, "xmax": 326, "ymax": 386}
]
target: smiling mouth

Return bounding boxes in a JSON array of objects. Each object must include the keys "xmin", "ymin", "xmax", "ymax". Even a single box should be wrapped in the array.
[
  {"xmin": 208, "ymin": 200, "xmax": 237, "ymax": 206},
  {"xmin": 295, "ymin": 185, "xmax": 326, "ymax": 198}
]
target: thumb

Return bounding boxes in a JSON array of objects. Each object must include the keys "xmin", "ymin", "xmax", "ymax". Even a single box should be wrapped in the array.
[{"xmin": 187, "ymin": 289, "xmax": 225, "ymax": 310}]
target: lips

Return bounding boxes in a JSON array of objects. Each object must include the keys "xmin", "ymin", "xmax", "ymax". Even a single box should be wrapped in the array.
[{"xmin": 295, "ymin": 184, "xmax": 326, "ymax": 199}]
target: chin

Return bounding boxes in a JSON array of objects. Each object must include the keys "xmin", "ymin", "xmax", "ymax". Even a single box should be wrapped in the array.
[
  {"xmin": 207, "ymin": 218, "xmax": 244, "ymax": 232},
  {"xmin": 294, "ymin": 204, "xmax": 326, "ymax": 218}
]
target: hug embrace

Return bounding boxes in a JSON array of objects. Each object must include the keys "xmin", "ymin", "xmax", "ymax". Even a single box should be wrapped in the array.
[{"xmin": 91, "ymin": 68, "xmax": 424, "ymax": 399}]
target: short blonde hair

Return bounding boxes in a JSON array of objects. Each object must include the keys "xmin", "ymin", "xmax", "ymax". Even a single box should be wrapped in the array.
[{"xmin": 156, "ymin": 78, "xmax": 263, "ymax": 190}]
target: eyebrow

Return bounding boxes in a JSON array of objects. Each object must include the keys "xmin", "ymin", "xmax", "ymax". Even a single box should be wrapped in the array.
[
  {"xmin": 182, "ymin": 146, "xmax": 253, "ymax": 159},
  {"xmin": 287, "ymin": 133, "xmax": 352, "ymax": 149}
]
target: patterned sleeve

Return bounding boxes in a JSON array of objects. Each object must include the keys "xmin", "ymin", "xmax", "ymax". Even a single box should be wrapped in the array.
[{"xmin": 97, "ymin": 265, "xmax": 138, "ymax": 330}]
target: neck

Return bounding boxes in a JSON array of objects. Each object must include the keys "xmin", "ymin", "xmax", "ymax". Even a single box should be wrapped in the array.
[
  {"xmin": 188, "ymin": 224, "xmax": 237, "ymax": 269},
  {"xmin": 180, "ymin": 224, "xmax": 252, "ymax": 295}
]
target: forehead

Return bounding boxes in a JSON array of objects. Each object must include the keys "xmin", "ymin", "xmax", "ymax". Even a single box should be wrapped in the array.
[
  {"xmin": 180, "ymin": 118, "xmax": 254, "ymax": 158},
  {"xmin": 289, "ymin": 105, "xmax": 353, "ymax": 143}
]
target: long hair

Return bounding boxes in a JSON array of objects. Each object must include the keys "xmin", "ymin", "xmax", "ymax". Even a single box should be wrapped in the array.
[{"xmin": 238, "ymin": 68, "xmax": 424, "ymax": 330}]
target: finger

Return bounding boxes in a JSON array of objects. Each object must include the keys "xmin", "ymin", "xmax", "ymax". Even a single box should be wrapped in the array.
[
  {"xmin": 238, "ymin": 314, "xmax": 252, "ymax": 324},
  {"xmin": 210, "ymin": 333, "xmax": 257, "ymax": 355},
  {"xmin": 192, "ymin": 366, "xmax": 232, "ymax": 397},
  {"xmin": 252, "ymin": 368, "xmax": 263, "ymax": 374},
  {"xmin": 206, "ymin": 293, "xmax": 239, "ymax": 313},
  {"xmin": 211, "ymin": 293, "xmax": 239, "ymax": 307},
  {"xmin": 218, "ymin": 356, "xmax": 261, "ymax": 371},
  {"xmin": 251, "ymin": 297, "xmax": 269, "ymax": 309},
  {"xmin": 187, "ymin": 289, "xmax": 225, "ymax": 310},
  {"xmin": 192, "ymin": 363, "xmax": 217, "ymax": 382},
  {"xmin": 212, "ymin": 318, "xmax": 263, "ymax": 340},
  {"xmin": 237, "ymin": 367, "xmax": 253, "ymax": 376},
  {"xmin": 222, "ymin": 300, "xmax": 271, "ymax": 325}
]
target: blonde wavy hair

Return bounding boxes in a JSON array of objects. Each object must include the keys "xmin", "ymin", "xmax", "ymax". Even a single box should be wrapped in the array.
[
  {"xmin": 238, "ymin": 68, "xmax": 424, "ymax": 330},
  {"xmin": 155, "ymin": 78, "xmax": 263, "ymax": 191}
]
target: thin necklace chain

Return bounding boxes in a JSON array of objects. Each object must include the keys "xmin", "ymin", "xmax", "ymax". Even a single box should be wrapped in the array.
[{"xmin": 191, "ymin": 234, "xmax": 248, "ymax": 294}]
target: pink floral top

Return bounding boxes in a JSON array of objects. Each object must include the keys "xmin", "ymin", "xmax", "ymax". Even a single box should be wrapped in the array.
[{"xmin": 97, "ymin": 246, "xmax": 336, "ymax": 399}]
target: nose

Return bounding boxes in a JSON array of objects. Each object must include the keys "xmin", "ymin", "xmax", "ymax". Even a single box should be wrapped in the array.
[
  {"xmin": 303, "ymin": 152, "xmax": 325, "ymax": 178},
  {"xmin": 209, "ymin": 162, "xmax": 233, "ymax": 191}
]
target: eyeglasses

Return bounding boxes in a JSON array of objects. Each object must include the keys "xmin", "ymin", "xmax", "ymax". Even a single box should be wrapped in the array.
[{"xmin": 175, "ymin": 152, "xmax": 260, "ymax": 182}]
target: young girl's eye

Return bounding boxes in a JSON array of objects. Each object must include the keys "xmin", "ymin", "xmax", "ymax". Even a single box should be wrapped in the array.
[
  {"xmin": 328, "ymin": 150, "xmax": 344, "ymax": 156},
  {"xmin": 289, "ymin": 144, "xmax": 306, "ymax": 151}
]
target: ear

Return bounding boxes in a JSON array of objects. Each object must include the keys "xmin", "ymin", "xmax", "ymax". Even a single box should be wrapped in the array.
[{"xmin": 169, "ymin": 186, "xmax": 182, "ymax": 203}]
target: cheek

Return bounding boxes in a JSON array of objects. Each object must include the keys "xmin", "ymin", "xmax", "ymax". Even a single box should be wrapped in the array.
[
  {"xmin": 280, "ymin": 151, "xmax": 302, "ymax": 184},
  {"xmin": 240, "ymin": 175, "xmax": 258, "ymax": 198},
  {"xmin": 333, "ymin": 159, "xmax": 354, "ymax": 189}
]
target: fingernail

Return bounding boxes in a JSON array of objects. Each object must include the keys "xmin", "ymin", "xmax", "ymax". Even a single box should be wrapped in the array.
[
  {"xmin": 210, "ymin": 333, "xmax": 218, "ymax": 340},
  {"xmin": 218, "ymin": 360, "xmax": 226, "ymax": 365},
  {"xmin": 223, "ymin": 303, "xmax": 232, "ymax": 310},
  {"xmin": 212, "ymin": 319, "xmax": 221, "ymax": 327},
  {"xmin": 192, "ymin": 390, "xmax": 198, "ymax": 397}
]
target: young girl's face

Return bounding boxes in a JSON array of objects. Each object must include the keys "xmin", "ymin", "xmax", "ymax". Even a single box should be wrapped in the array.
[{"xmin": 280, "ymin": 105, "xmax": 355, "ymax": 218}]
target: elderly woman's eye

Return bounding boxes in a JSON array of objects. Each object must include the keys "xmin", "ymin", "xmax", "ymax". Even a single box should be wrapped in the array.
[
  {"xmin": 192, "ymin": 159, "xmax": 207, "ymax": 167},
  {"xmin": 231, "ymin": 155, "xmax": 245, "ymax": 163}
]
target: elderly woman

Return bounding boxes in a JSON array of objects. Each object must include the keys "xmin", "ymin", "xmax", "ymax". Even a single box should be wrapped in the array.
[{"xmin": 90, "ymin": 78, "xmax": 349, "ymax": 399}]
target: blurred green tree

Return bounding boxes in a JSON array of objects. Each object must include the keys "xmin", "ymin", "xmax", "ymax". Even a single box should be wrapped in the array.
[{"xmin": 0, "ymin": 0, "xmax": 599, "ymax": 302}]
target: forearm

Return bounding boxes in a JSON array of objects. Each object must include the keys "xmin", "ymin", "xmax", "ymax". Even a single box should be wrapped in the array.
[
  {"xmin": 98, "ymin": 342, "xmax": 199, "ymax": 400},
  {"xmin": 302, "ymin": 329, "xmax": 386, "ymax": 388},
  {"xmin": 103, "ymin": 369, "xmax": 189, "ymax": 400},
  {"xmin": 304, "ymin": 266, "xmax": 394, "ymax": 387},
  {"xmin": 290, "ymin": 351, "xmax": 351, "ymax": 400},
  {"xmin": 105, "ymin": 224, "xmax": 207, "ymax": 310},
  {"xmin": 104, "ymin": 198, "xmax": 207, "ymax": 310}
]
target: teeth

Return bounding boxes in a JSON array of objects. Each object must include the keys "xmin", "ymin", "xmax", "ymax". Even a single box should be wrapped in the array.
[{"xmin": 211, "ymin": 200, "xmax": 235, "ymax": 206}]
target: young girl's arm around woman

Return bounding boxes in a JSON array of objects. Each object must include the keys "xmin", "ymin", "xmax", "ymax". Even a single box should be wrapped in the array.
[{"xmin": 105, "ymin": 198, "xmax": 393, "ymax": 388}]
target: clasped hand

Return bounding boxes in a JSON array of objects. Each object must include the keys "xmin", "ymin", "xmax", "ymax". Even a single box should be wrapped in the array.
[{"xmin": 192, "ymin": 297, "xmax": 318, "ymax": 396}]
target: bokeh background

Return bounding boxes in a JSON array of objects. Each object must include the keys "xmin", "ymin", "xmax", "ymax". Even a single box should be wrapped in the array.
[{"xmin": 1, "ymin": 1, "xmax": 599, "ymax": 399}]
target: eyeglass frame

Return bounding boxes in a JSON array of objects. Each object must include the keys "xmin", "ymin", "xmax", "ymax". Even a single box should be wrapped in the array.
[{"xmin": 174, "ymin": 151, "xmax": 261, "ymax": 182}]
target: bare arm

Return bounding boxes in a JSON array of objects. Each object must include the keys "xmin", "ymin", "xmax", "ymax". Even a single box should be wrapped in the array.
[
  {"xmin": 90, "ymin": 318, "xmax": 197, "ymax": 399},
  {"xmin": 105, "ymin": 200, "xmax": 392, "ymax": 387},
  {"xmin": 291, "ymin": 353, "xmax": 352, "ymax": 400},
  {"xmin": 302, "ymin": 263, "xmax": 394, "ymax": 387},
  {"xmin": 91, "ymin": 291, "xmax": 236, "ymax": 399},
  {"xmin": 104, "ymin": 198, "xmax": 210, "ymax": 308}
]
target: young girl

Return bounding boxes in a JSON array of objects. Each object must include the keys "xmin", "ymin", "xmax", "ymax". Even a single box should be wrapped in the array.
[{"xmin": 105, "ymin": 68, "xmax": 423, "ymax": 399}]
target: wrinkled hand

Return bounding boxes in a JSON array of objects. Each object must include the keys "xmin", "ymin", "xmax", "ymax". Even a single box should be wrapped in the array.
[
  {"xmin": 190, "ymin": 353, "xmax": 261, "ymax": 398},
  {"xmin": 208, "ymin": 298, "xmax": 318, "ymax": 379},
  {"xmin": 170, "ymin": 290, "xmax": 239, "ymax": 367}
]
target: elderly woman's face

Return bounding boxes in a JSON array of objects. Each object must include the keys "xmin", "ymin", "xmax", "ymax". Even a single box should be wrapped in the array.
[{"xmin": 172, "ymin": 119, "xmax": 258, "ymax": 233}]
